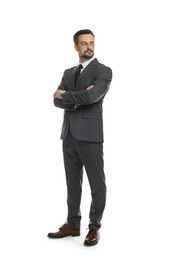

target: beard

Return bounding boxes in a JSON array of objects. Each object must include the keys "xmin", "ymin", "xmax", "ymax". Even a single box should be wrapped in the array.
[{"xmin": 81, "ymin": 49, "xmax": 94, "ymax": 59}]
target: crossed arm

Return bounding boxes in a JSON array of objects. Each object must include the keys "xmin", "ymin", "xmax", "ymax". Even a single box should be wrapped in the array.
[
  {"xmin": 53, "ymin": 85, "xmax": 93, "ymax": 99},
  {"xmin": 53, "ymin": 66, "xmax": 112, "ymax": 110}
]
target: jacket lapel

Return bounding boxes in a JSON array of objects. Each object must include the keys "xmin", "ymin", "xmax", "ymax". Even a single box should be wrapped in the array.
[
  {"xmin": 69, "ymin": 67, "xmax": 78, "ymax": 89},
  {"xmin": 78, "ymin": 58, "xmax": 99, "ymax": 82}
]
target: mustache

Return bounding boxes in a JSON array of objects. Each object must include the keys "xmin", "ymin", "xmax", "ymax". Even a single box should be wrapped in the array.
[{"xmin": 85, "ymin": 49, "xmax": 93, "ymax": 53}]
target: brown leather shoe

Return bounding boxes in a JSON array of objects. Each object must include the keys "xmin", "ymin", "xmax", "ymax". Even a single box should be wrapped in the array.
[
  {"xmin": 47, "ymin": 224, "xmax": 80, "ymax": 238},
  {"xmin": 84, "ymin": 229, "xmax": 100, "ymax": 246}
]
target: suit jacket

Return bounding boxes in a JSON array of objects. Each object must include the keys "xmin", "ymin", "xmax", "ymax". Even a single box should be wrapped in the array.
[{"xmin": 54, "ymin": 58, "xmax": 112, "ymax": 142}]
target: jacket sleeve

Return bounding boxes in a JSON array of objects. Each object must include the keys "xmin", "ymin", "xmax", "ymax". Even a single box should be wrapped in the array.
[
  {"xmin": 61, "ymin": 66, "xmax": 112, "ymax": 105},
  {"xmin": 53, "ymin": 73, "xmax": 76, "ymax": 111}
]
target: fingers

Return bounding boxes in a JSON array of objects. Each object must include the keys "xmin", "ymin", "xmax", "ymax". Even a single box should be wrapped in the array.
[{"xmin": 53, "ymin": 90, "xmax": 62, "ymax": 99}]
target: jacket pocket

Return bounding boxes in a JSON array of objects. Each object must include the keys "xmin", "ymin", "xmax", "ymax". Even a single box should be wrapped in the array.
[{"xmin": 82, "ymin": 112, "xmax": 102, "ymax": 120}]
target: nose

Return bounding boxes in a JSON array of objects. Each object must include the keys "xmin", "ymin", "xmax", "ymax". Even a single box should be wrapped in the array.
[{"xmin": 87, "ymin": 43, "xmax": 94, "ymax": 49}]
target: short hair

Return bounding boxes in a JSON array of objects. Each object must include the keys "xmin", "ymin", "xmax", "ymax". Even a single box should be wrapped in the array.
[{"xmin": 73, "ymin": 29, "xmax": 95, "ymax": 45}]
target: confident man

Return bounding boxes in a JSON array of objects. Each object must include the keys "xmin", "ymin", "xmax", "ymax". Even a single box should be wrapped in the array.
[{"xmin": 47, "ymin": 29, "xmax": 112, "ymax": 246}]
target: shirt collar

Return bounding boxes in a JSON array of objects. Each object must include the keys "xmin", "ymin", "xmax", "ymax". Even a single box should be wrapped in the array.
[{"xmin": 78, "ymin": 57, "xmax": 95, "ymax": 70}]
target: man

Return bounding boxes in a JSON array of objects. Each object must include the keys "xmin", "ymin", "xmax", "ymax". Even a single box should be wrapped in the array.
[{"xmin": 47, "ymin": 29, "xmax": 112, "ymax": 246}]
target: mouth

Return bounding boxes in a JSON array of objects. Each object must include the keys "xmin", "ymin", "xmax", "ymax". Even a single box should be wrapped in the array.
[{"xmin": 85, "ymin": 50, "xmax": 93, "ymax": 54}]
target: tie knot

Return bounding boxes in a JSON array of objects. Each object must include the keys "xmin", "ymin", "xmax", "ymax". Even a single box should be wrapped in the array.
[{"xmin": 78, "ymin": 64, "xmax": 83, "ymax": 71}]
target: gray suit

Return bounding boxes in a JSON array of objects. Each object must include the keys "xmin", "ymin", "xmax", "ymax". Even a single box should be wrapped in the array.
[{"xmin": 54, "ymin": 58, "xmax": 112, "ymax": 230}]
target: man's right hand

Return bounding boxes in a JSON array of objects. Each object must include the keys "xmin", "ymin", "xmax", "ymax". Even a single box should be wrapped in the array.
[{"xmin": 87, "ymin": 85, "xmax": 93, "ymax": 90}]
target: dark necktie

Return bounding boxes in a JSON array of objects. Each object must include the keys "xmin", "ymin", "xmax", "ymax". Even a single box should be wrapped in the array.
[{"xmin": 74, "ymin": 64, "xmax": 83, "ymax": 85}]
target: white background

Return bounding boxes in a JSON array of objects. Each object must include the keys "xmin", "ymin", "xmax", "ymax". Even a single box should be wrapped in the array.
[{"xmin": 0, "ymin": 0, "xmax": 173, "ymax": 259}]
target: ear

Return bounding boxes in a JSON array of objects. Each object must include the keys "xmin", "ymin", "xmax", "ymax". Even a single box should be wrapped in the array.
[{"xmin": 74, "ymin": 44, "xmax": 78, "ymax": 52}]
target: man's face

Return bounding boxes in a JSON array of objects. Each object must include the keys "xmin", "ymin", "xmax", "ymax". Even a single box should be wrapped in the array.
[{"xmin": 75, "ymin": 34, "xmax": 95, "ymax": 60}]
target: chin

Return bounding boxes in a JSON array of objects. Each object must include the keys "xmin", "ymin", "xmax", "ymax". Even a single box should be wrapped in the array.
[{"xmin": 84, "ymin": 53, "xmax": 94, "ymax": 59}]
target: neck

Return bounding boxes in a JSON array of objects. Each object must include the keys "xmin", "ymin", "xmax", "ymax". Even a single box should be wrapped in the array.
[{"xmin": 79, "ymin": 56, "xmax": 94, "ymax": 64}]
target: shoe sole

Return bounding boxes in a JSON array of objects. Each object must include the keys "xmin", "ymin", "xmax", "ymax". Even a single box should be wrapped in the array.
[
  {"xmin": 84, "ymin": 240, "xmax": 99, "ymax": 246},
  {"xmin": 48, "ymin": 233, "xmax": 80, "ymax": 238}
]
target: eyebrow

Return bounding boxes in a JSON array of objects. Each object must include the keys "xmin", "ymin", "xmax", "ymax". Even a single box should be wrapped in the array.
[{"xmin": 80, "ymin": 41, "xmax": 95, "ymax": 44}]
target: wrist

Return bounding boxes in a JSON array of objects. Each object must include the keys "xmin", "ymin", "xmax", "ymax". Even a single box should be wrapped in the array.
[{"xmin": 60, "ymin": 90, "xmax": 66, "ymax": 99}]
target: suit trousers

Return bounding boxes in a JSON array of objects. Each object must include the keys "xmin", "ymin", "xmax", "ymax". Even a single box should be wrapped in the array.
[{"xmin": 62, "ymin": 129, "xmax": 106, "ymax": 230}]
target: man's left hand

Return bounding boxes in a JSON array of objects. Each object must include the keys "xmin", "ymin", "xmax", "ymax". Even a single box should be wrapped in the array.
[{"xmin": 53, "ymin": 90, "xmax": 64, "ymax": 99}]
